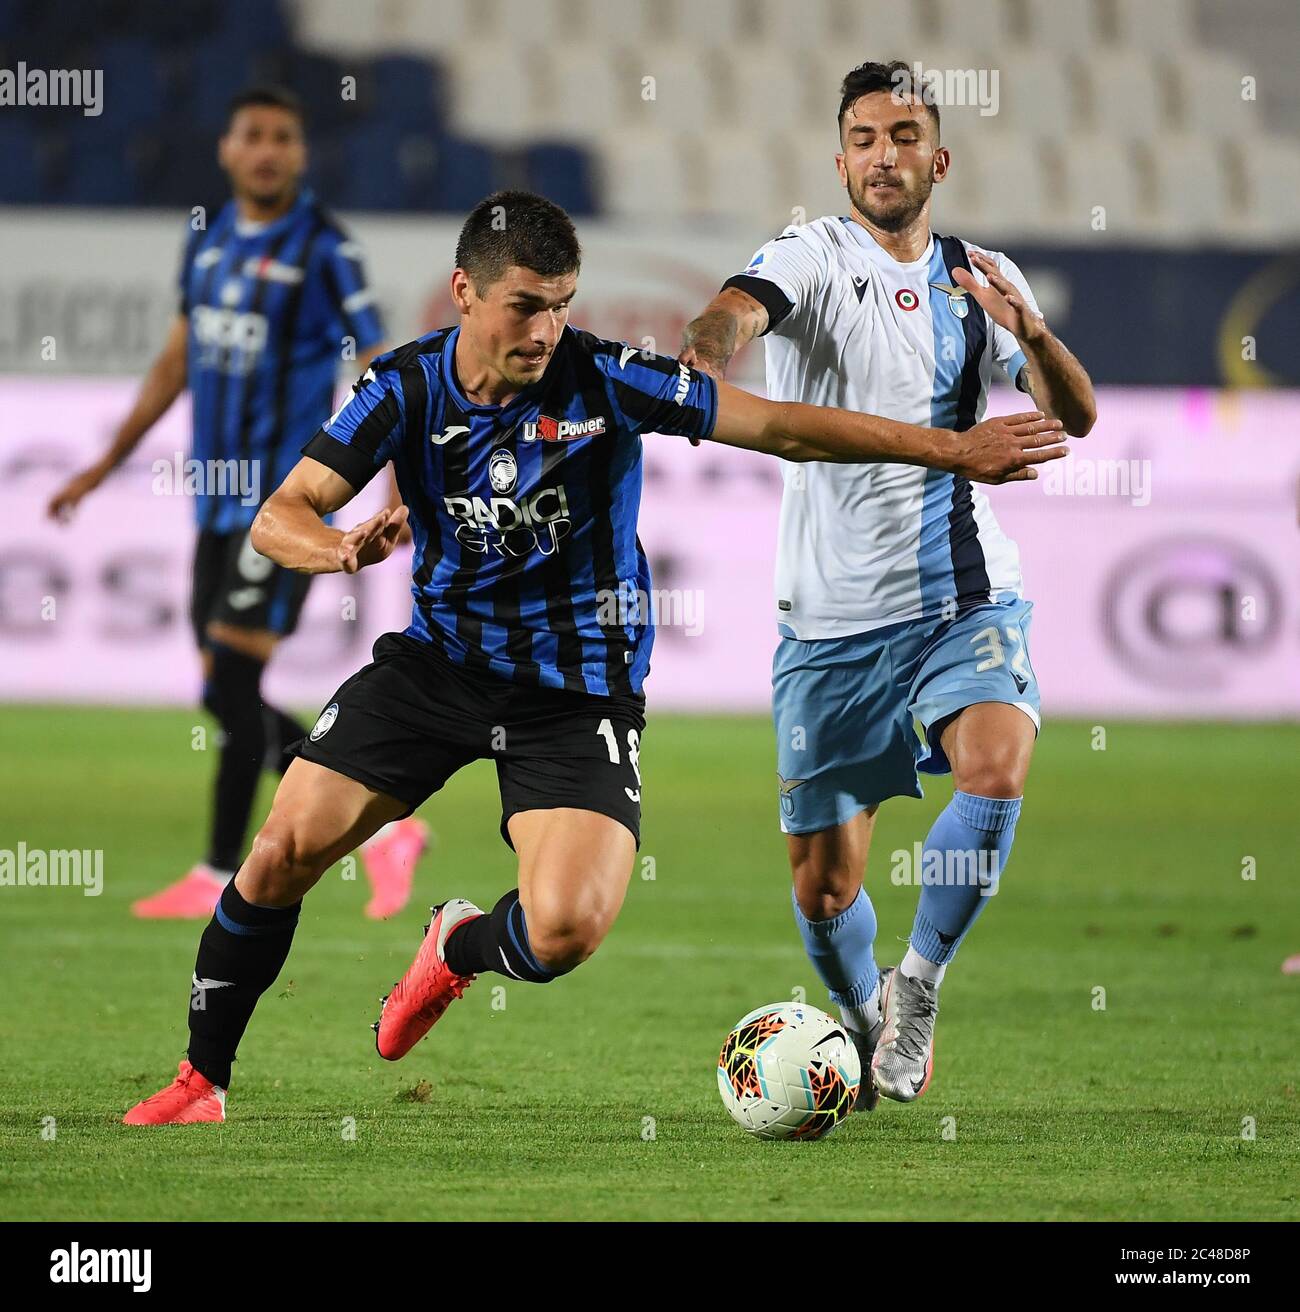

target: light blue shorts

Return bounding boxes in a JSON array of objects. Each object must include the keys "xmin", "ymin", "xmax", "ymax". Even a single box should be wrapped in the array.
[{"xmin": 772, "ymin": 597, "xmax": 1041, "ymax": 835}]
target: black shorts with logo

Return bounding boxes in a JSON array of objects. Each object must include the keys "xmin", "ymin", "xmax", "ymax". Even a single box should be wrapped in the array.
[
  {"xmin": 190, "ymin": 528, "xmax": 314, "ymax": 648},
  {"xmin": 290, "ymin": 631, "xmax": 647, "ymax": 848}
]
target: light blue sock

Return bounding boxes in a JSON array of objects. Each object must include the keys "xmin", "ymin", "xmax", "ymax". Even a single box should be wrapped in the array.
[
  {"xmin": 909, "ymin": 791, "xmax": 1021, "ymax": 966},
  {"xmin": 791, "ymin": 886, "xmax": 880, "ymax": 1014}
]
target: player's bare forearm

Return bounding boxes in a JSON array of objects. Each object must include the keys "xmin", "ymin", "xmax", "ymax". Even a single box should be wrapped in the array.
[
  {"xmin": 252, "ymin": 456, "xmax": 407, "ymax": 575},
  {"xmin": 706, "ymin": 380, "xmax": 1067, "ymax": 483},
  {"xmin": 1018, "ymin": 325, "xmax": 1096, "ymax": 437},
  {"xmin": 47, "ymin": 316, "xmax": 188, "ymax": 520},
  {"xmin": 679, "ymin": 287, "xmax": 769, "ymax": 379}
]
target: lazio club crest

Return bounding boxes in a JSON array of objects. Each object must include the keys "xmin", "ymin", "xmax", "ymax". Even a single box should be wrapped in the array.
[{"xmin": 929, "ymin": 281, "xmax": 969, "ymax": 319}]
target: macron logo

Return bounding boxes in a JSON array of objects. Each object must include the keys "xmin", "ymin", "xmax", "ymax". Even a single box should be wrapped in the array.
[{"xmin": 50, "ymin": 1244, "xmax": 151, "ymax": 1293}]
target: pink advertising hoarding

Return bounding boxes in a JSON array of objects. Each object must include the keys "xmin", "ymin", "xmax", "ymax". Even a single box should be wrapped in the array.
[{"xmin": 1, "ymin": 378, "xmax": 1296, "ymax": 718}]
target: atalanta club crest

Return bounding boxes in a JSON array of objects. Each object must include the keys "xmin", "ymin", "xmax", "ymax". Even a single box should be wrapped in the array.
[
  {"xmin": 489, "ymin": 448, "xmax": 518, "ymax": 494},
  {"xmin": 310, "ymin": 703, "xmax": 338, "ymax": 741}
]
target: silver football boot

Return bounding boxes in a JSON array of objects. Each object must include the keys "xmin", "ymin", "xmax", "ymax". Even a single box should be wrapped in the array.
[
  {"xmin": 870, "ymin": 968, "xmax": 939, "ymax": 1102},
  {"xmin": 845, "ymin": 967, "xmax": 891, "ymax": 1112}
]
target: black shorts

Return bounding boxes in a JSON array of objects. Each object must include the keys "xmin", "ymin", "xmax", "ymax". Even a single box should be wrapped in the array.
[
  {"xmin": 290, "ymin": 631, "xmax": 647, "ymax": 848},
  {"xmin": 190, "ymin": 528, "xmax": 313, "ymax": 648}
]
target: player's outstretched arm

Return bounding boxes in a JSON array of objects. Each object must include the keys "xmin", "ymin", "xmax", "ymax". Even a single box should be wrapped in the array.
[
  {"xmin": 707, "ymin": 380, "xmax": 1069, "ymax": 484},
  {"xmin": 251, "ymin": 456, "xmax": 409, "ymax": 575},
  {"xmin": 679, "ymin": 286, "xmax": 769, "ymax": 380},
  {"xmin": 47, "ymin": 315, "xmax": 189, "ymax": 521}
]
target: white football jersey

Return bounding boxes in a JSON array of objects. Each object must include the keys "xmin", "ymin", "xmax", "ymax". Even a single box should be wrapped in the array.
[{"xmin": 726, "ymin": 216, "xmax": 1039, "ymax": 639}]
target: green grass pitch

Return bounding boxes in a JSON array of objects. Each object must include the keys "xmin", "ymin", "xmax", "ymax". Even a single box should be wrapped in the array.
[{"xmin": 1, "ymin": 706, "xmax": 1296, "ymax": 1221}]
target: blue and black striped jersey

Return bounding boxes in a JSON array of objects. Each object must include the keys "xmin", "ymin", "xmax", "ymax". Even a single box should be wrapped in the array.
[
  {"xmin": 303, "ymin": 325, "xmax": 719, "ymax": 697},
  {"xmin": 178, "ymin": 188, "xmax": 384, "ymax": 533}
]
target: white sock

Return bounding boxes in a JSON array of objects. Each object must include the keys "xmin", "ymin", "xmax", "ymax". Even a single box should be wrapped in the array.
[
  {"xmin": 900, "ymin": 946, "xmax": 946, "ymax": 987},
  {"xmin": 362, "ymin": 821, "xmax": 397, "ymax": 851},
  {"xmin": 840, "ymin": 994, "xmax": 882, "ymax": 1034}
]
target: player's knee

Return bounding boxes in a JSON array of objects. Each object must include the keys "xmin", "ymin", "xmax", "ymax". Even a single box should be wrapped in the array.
[
  {"xmin": 240, "ymin": 826, "xmax": 325, "ymax": 905},
  {"xmin": 957, "ymin": 756, "xmax": 1026, "ymax": 800},
  {"xmin": 790, "ymin": 856, "xmax": 861, "ymax": 921},
  {"xmin": 526, "ymin": 915, "xmax": 605, "ymax": 974}
]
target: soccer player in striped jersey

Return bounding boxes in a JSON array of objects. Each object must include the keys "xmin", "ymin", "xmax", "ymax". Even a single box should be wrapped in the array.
[
  {"xmin": 680, "ymin": 61, "xmax": 1097, "ymax": 1107},
  {"xmin": 122, "ymin": 189, "xmax": 1067, "ymax": 1126},
  {"xmin": 47, "ymin": 87, "xmax": 426, "ymax": 923}
]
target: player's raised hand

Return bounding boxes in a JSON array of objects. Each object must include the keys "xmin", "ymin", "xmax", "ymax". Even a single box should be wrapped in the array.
[
  {"xmin": 336, "ymin": 505, "xmax": 410, "ymax": 574},
  {"xmin": 952, "ymin": 411, "xmax": 1068, "ymax": 484},
  {"xmin": 952, "ymin": 251, "xmax": 1045, "ymax": 343}
]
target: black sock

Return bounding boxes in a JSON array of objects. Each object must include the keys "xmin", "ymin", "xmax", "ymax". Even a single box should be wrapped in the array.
[
  {"xmin": 187, "ymin": 880, "xmax": 300, "ymax": 1087},
  {"xmin": 202, "ymin": 645, "xmax": 268, "ymax": 871},
  {"xmin": 443, "ymin": 890, "xmax": 563, "ymax": 983},
  {"xmin": 263, "ymin": 704, "xmax": 307, "ymax": 775}
]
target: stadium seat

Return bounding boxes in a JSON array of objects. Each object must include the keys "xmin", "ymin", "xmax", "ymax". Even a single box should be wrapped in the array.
[
  {"xmin": 524, "ymin": 142, "xmax": 598, "ymax": 215},
  {"xmin": 600, "ymin": 126, "xmax": 696, "ymax": 220},
  {"xmin": 0, "ymin": 124, "xmax": 44, "ymax": 203},
  {"xmin": 187, "ymin": 42, "xmax": 265, "ymax": 131},
  {"xmin": 694, "ymin": 130, "xmax": 801, "ymax": 227},
  {"xmin": 569, "ymin": 0, "xmax": 670, "ymax": 48},
  {"xmin": 529, "ymin": 44, "xmax": 631, "ymax": 143},
  {"xmin": 671, "ymin": 0, "xmax": 739, "ymax": 49},
  {"xmin": 1111, "ymin": 0, "xmax": 1197, "ymax": 51},
  {"xmin": 1169, "ymin": 51, "xmax": 1259, "ymax": 138},
  {"xmin": 369, "ymin": 54, "xmax": 445, "ymax": 131},
  {"xmin": 96, "ymin": 39, "xmax": 167, "ymax": 138},
  {"xmin": 1236, "ymin": 136, "xmax": 1300, "ymax": 240},
  {"xmin": 395, "ymin": 0, "xmax": 533, "ymax": 54},
  {"xmin": 724, "ymin": 48, "xmax": 833, "ymax": 133},
  {"xmin": 958, "ymin": 133, "xmax": 1056, "ymax": 239},
  {"xmin": 933, "ymin": 0, "xmax": 1021, "ymax": 50},
  {"xmin": 985, "ymin": 50, "xmax": 1079, "ymax": 143},
  {"xmin": 338, "ymin": 122, "xmax": 414, "ymax": 210},
  {"xmin": 59, "ymin": 137, "xmax": 139, "ymax": 206},
  {"xmin": 445, "ymin": 43, "xmax": 544, "ymax": 145},
  {"xmin": 1148, "ymin": 133, "xmax": 1235, "ymax": 240},
  {"xmin": 782, "ymin": 130, "xmax": 853, "ymax": 223},
  {"xmin": 287, "ymin": 0, "xmax": 396, "ymax": 56},
  {"xmin": 621, "ymin": 45, "xmax": 725, "ymax": 135},
  {"xmin": 427, "ymin": 136, "xmax": 500, "ymax": 212},
  {"xmin": 1022, "ymin": 0, "xmax": 1102, "ymax": 52},
  {"xmin": 748, "ymin": 0, "xmax": 840, "ymax": 52},
  {"xmin": 833, "ymin": 2, "xmax": 924, "ymax": 62},
  {"xmin": 211, "ymin": 0, "xmax": 291, "ymax": 50},
  {"xmin": 1055, "ymin": 134, "xmax": 1153, "ymax": 240},
  {"xmin": 1081, "ymin": 50, "xmax": 1172, "ymax": 138}
]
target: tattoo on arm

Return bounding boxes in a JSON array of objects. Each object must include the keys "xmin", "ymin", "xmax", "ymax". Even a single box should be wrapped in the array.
[{"xmin": 680, "ymin": 307, "xmax": 741, "ymax": 374}]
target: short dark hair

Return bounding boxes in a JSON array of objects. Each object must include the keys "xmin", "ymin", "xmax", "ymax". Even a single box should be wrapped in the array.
[
  {"xmin": 838, "ymin": 60, "xmax": 940, "ymax": 141},
  {"xmin": 455, "ymin": 190, "xmax": 582, "ymax": 294},
  {"xmin": 226, "ymin": 85, "xmax": 307, "ymax": 131}
]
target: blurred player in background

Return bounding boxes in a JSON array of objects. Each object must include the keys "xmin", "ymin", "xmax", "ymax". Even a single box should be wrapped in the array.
[
  {"xmin": 681, "ymin": 61, "xmax": 1096, "ymax": 1107},
  {"xmin": 119, "ymin": 190, "xmax": 1068, "ymax": 1125},
  {"xmin": 46, "ymin": 86, "xmax": 426, "ymax": 922}
]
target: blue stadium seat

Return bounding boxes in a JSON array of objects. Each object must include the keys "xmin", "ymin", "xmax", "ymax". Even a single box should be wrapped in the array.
[
  {"xmin": 60, "ymin": 138, "xmax": 138, "ymax": 205},
  {"xmin": 211, "ymin": 0, "xmax": 290, "ymax": 50},
  {"xmin": 97, "ymin": 39, "xmax": 166, "ymax": 138},
  {"xmin": 427, "ymin": 137, "xmax": 498, "ymax": 212},
  {"xmin": 369, "ymin": 55, "xmax": 445, "ymax": 131},
  {"xmin": 187, "ymin": 41, "xmax": 270, "ymax": 131},
  {"xmin": 0, "ymin": 124, "xmax": 43, "ymax": 202},
  {"xmin": 524, "ymin": 142, "xmax": 597, "ymax": 216},
  {"xmin": 337, "ymin": 122, "xmax": 412, "ymax": 211}
]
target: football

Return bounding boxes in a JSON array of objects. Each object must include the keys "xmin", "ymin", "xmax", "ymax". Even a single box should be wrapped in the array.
[{"xmin": 716, "ymin": 1002, "xmax": 861, "ymax": 1140}]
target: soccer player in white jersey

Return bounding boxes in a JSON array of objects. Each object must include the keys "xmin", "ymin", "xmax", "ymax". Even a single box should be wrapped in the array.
[{"xmin": 681, "ymin": 61, "xmax": 1096, "ymax": 1106}]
